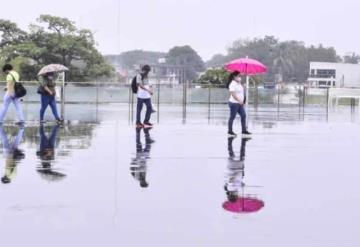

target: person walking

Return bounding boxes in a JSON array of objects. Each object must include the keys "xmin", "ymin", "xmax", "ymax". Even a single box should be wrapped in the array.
[
  {"xmin": 135, "ymin": 65, "xmax": 154, "ymax": 128},
  {"xmin": 0, "ymin": 64, "xmax": 25, "ymax": 125},
  {"xmin": 0, "ymin": 125, "xmax": 25, "ymax": 184},
  {"xmin": 227, "ymin": 71, "xmax": 251, "ymax": 137},
  {"xmin": 38, "ymin": 72, "xmax": 63, "ymax": 124}
]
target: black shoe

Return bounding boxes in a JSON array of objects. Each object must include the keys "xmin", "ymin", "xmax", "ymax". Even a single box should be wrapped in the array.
[
  {"xmin": 242, "ymin": 130, "xmax": 252, "ymax": 135},
  {"xmin": 56, "ymin": 118, "xmax": 64, "ymax": 125},
  {"xmin": 136, "ymin": 123, "xmax": 144, "ymax": 128},
  {"xmin": 228, "ymin": 131, "xmax": 237, "ymax": 137},
  {"xmin": 15, "ymin": 121, "xmax": 25, "ymax": 126},
  {"xmin": 151, "ymin": 109, "xmax": 157, "ymax": 113}
]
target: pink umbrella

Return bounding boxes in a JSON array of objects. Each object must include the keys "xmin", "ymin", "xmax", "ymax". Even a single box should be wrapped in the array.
[
  {"xmin": 224, "ymin": 58, "xmax": 267, "ymax": 75},
  {"xmin": 224, "ymin": 57, "xmax": 267, "ymax": 124},
  {"xmin": 223, "ymin": 197, "xmax": 264, "ymax": 213}
]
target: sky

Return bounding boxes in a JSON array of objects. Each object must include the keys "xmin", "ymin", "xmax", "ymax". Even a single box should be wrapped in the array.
[{"xmin": 1, "ymin": 0, "xmax": 360, "ymax": 61}]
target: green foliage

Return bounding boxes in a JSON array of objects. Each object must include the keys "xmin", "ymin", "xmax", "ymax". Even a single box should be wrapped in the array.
[
  {"xmin": 0, "ymin": 15, "xmax": 114, "ymax": 81},
  {"xmin": 207, "ymin": 35, "xmax": 342, "ymax": 83},
  {"xmin": 198, "ymin": 68, "xmax": 229, "ymax": 85},
  {"xmin": 343, "ymin": 53, "xmax": 360, "ymax": 64},
  {"xmin": 166, "ymin": 45, "xmax": 205, "ymax": 81},
  {"xmin": 0, "ymin": 19, "xmax": 27, "ymax": 50}
]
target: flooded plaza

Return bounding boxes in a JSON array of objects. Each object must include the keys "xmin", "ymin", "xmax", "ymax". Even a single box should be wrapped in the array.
[{"xmin": 0, "ymin": 103, "xmax": 359, "ymax": 247}]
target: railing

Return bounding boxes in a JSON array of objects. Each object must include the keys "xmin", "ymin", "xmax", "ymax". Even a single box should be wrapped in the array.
[
  {"xmin": 0, "ymin": 81, "xmax": 358, "ymax": 122},
  {"xmin": 308, "ymin": 74, "xmax": 335, "ymax": 79},
  {"xmin": 328, "ymin": 88, "xmax": 360, "ymax": 108}
]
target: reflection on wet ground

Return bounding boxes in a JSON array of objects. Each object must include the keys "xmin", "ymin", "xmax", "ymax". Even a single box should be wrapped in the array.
[{"xmin": 0, "ymin": 105, "xmax": 359, "ymax": 246}]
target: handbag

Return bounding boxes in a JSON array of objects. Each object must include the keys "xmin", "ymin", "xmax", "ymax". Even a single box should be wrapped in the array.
[
  {"xmin": 37, "ymin": 85, "xmax": 46, "ymax": 95},
  {"xmin": 9, "ymin": 73, "xmax": 26, "ymax": 98}
]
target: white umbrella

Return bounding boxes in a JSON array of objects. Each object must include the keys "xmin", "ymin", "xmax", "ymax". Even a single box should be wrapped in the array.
[{"xmin": 37, "ymin": 64, "xmax": 69, "ymax": 76}]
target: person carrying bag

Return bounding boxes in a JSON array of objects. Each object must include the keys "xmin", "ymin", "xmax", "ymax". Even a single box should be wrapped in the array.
[{"xmin": 0, "ymin": 64, "xmax": 25, "ymax": 125}]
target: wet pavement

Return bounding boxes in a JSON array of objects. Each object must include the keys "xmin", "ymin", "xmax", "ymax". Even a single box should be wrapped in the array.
[{"xmin": 0, "ymin": 104, "xmax": 359, "ymax": 246}]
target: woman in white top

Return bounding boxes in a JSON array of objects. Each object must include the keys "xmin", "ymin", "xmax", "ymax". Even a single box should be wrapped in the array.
[{"xmin": 227, "ymin": 71, "xmax": 251, "ymax": 137}]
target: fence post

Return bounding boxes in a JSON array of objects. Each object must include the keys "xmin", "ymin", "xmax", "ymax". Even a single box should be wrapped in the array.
[
  {"xmin": 208, "ymin": 85, "xmax": 211, "ymax": 121},
  {"xmin": 303, "ymin": 86, "xmax": 306, "ymax": 113},
  {"xmin": 128, "ymin": 86, "xmax": 132, "ymax": 124},
  {"xmin": 277, "ymin": 84, "xmax": 280, "ymax": 113},
  {"xmin": 60, "ymin": 72, "xmax": 65, "ymax": 120},
  {"xmin": 157, "ymin": 79, "xmax": 160, "ymax": 123},
  {"xmin": 182, "ymin": 70, "xmax": 187, "ymax": 123},
  {"xmin": 326, "ymin": 87, "xmax": 330, "ymax": 116}
]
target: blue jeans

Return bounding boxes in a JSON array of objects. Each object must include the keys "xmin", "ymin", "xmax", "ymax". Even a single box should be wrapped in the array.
[
  {"xmin": 136, "ymin": 98, "xmax": 152, "ymax": 124},
  {"xmin": 228, "ymin": 102, "xmax": 246, "ymax": 133},
  {"xmin": 0, "ymin": 93, "xmax": 24, "ymax": 122},
  {"xmin": 0, "ymin": 126, "xmax": 24, "ymax": 155},
  {"xmin": 40, "ymin": 95, "xmax": 60, "ymax": 121},
  {"xmin": 40, "ymin": 125, "xmax": 59, "ymax": 151}
]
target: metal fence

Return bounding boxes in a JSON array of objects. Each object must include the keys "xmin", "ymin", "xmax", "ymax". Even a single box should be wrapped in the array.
[{"xmin": 1, "ymin": 81, "xmax": 359, "ymax": 122}]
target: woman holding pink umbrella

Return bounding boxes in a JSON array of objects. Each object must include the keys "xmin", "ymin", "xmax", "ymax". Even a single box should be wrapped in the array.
[
  {"xmin": 225, "ymin": 57, "xmax": 267, "ymax": 137},
  {"xmin": 226, "ymin": 71, "xmax": 251, "ymax": 137}
]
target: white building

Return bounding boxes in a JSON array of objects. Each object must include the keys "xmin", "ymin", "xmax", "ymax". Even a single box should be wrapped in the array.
[{"xmin": 307, "ymin": 62, "xmax": 360, "ymax": 88}]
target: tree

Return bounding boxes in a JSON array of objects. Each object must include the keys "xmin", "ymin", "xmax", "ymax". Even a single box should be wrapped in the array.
[
  {"xmin": 0, "ymin": 19, "xmax": 27, "ymax": 50},
  {"xmin": 0, "ymin": 16, "xmax": 114, "ymax": 81},
  {"xmin": 343, "ymin": 53, "xmax": 360, "ymax": 64},
  {"xmin": 206, "ymin": 36, "xmax": 341, "ymax": 83},
  {"xmin": 106, "ymin": 50, "xmax": 166, "ymax": 69},
  {"xmin": 198, "ymin": 68, "xmax": 229, "ymax": 85},
  {"xmin": 206, "ymin": 54, "xmax": 227, "ymax": 68},
  {"xmin": 166, "ymin": 45, "xmax": 205, "ymax": 81}
]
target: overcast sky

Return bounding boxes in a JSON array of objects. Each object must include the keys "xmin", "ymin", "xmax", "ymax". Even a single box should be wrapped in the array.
[{"xmin": 2, "ymin": 0, "xmax": 360, "ymax": 60}]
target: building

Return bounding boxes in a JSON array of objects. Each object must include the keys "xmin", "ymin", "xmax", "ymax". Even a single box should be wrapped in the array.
[{"xmin": 307, "ymin": 62, "xmax": 360, "ymax": 88}]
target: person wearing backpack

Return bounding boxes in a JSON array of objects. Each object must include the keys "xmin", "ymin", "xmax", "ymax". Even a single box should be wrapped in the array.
[
  {"xmin": 134, "ymin": 65, "xmax": 154, "ymax": 128},
  {"xmin": 0, "ymin": 64, "xmax": 25, "ymax": 125}
]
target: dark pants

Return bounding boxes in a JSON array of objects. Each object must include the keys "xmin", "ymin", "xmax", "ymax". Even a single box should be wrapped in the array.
[
  {"xmin": 40, "ymin": 95, "xmax": 60, "ymax": 121},
  {"xmin": 228, "ymin": 102, "xmax": 246, "ymax": 132},
  {"xmin": 136, "ymin": 98, "xmax": 151, "ymax": 124}
]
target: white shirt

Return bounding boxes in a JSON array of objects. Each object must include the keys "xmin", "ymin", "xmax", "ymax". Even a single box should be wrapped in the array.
[
  {"xmin": 225, "ymin": 159, "xmax": 245, "ymax": 191},
  {"xmin": 228, "ymin": 80, "xmax": 244, "ymax": 104},
  {"xmin": 137, "ymin": 74, "xmax": 152, "ymax": 99}
]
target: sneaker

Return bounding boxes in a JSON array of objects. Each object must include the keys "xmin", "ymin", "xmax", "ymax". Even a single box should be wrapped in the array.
[
  {"xmin": 242, "ymin": 130, "xmax": 252, "ymax": 135},
  {"xmin": 56, "ymin": 118, "xmax": 64, "ymax": 125},
  {"xmin": 136, "ymin": 123, "xmax": 144, "ymax": 128},
  {"xmin": 151, "ymin": 109, "xmax": 157, "ymax": 113},
  {"xmin": 228, "ymin": 131, "xmax": 237, "ymax": 137},
  {"xmin": 143, "ymin": 122, "xmax": 153, "ymax": 128}
]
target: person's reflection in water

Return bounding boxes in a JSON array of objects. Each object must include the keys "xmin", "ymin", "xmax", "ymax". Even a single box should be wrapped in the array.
[
  {"xmin": 130, "ymin": 127, "xmax": 154, "ymax": 188},
  {"xmin": 225, "ymin": 136, "xmax": 251, "ymax": 202},
  {"xmin": 36, "ymin": 125, "xmax": 66, "ymax": 181},
  {"xmin": 0, "ymin": 126, "xmax": 25, "ymax": 184},
  {"xmin": 223, "ymin": 137, "xmax": 264, "ymax": 214}
]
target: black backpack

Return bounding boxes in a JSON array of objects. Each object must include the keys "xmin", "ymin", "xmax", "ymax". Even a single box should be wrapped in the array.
[
  {"xmin": 10, "ymin": 73, "xmax": 27, "ymax": 98},
  {"xmin": 131, "ymin": 76, "xmax": 138, "ymax": 94}
]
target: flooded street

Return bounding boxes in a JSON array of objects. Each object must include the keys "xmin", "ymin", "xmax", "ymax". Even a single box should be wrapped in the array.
[{"xmin": 0, "ymin": 104, "xmax": 359, "ymax": 246}]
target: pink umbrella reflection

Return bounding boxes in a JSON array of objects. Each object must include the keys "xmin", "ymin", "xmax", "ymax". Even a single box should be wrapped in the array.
[{"xmin": 223, "ymin": 197, "xmax": 264, "ymax": 213}]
